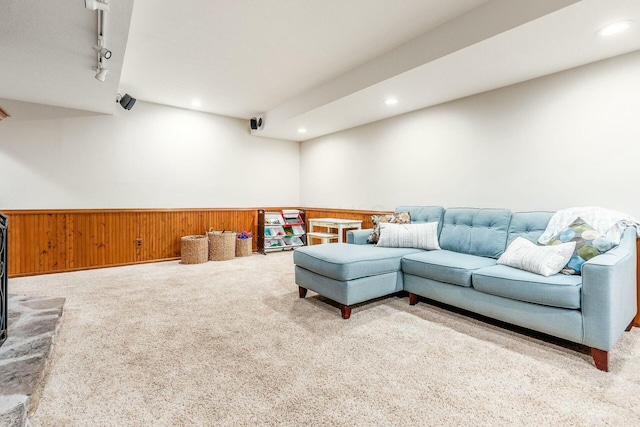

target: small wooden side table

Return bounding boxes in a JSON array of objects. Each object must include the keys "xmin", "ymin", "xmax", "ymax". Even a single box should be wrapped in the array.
[{"xmin": 307, "ymin": 218, "xmax": 363, "ymax": 244}]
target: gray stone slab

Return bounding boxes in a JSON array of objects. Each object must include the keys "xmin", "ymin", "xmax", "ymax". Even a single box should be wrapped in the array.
[
  {"xmin": 0, "ymin": 295, "xmax": 65, "ymax": 427},
  {"xmin": 0, "ymin": 355, "xmax": 48, "ymax": 396},
  {"xmin": 0, "ymin": 335, "xmax": 53, "ymax": 361},
  {"xmin": 0, "ymin": 395, "xmax": 28, "ymax": 427}
]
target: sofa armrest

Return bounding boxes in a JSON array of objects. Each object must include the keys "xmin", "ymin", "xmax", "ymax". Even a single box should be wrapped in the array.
[
  {"xmin": 581, "ymin": 227, "xmax": 638, "ymax": 350},
  {"xmin": 347, "ymin": 229, "xmax": 373, "ymax": 245}
]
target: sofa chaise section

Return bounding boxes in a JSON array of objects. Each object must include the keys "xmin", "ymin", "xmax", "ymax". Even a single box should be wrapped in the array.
[
  {"xmin": 294, "ymin": 206, "xmax": 445, "ymax": 318},
  {"xmin": 293, "ymin": 243, "xmax": 422, "ymax": 319}
]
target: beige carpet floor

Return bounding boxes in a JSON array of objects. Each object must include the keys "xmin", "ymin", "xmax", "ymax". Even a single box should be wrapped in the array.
[{"xmin": 8, "ymin": 251, "xmax": 640, "ymax": 426}]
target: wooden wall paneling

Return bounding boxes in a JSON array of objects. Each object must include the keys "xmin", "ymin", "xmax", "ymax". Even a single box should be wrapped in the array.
[
  {"xmin": 88, "ymin": 212, "xmax": 95, "ymax": 267},
  {"xmin": 160, "ymin": 211, "xmax": 179, "ymax": 259},
  {"xmin": 116, "ymin": 212, "xmax": 124, "ymax": 264},
  {"xmin": 89, "ymin": 212, "xmax": 97, "ymax": 267},
  {"xmin": 161, "ymin": 212, "xmax": 172, "ymax": 259},
  {"xmin": 133, "ymin": 212, "xmax": 140, "ymax": 261},
  {"xmin": 128, "ymin": 212, "xmax": 138, "ymax": 263},
  {"xmin": 160, "ymin": 212, "xmax": 170, "ymax": 259},
  {"xmin": 72, "ymin": 212, "xmax": 82, "ymax": 269},
  {"xmin": 69, "ymin": 213, "xmax": 84, "ymax": 268},
  {"xmin": 136, "ymin": 211, "xmax": 144, "ymax": 262},
  {"xmin": 47, "ymin": 213, "xmax": 56, "ymax": 271},
  {"xmin": 94, "ymin": 213, "xmax": 101, "ymax": 266},
  {"xmin": 65, "ymin": 213, "xmax": 72, "ymax": 271},
  {"xmin": 78, "ymin": 213, "xmax": 88, "ymax": 267},
  {"xmin": 10, "ymin": 214, "xmax": 19, "ymax": 276},
  {"xmin": 16, "ymin": 215, "xmax": 22, "ymax": 275},
  {"xmin": 83, "ymin": 213, "xmax": 90, "ymax": 267},
  {"xmin": 6, "ymin": 215, "xmax": 13, "ymax": 276},
  {"xmin": 23, "ymin": 214, "xmax": 29, "ymax": 273},
  {"xmin": 115, "ymin": 212, "xmax": 123, "ymax": 265},
  {"xmin": 39, "ymin": 214, "xmax": 47, "ymax": 272},
  {"xmin": 136, "ymin": 211, "xmax": 145, "ymax": 262},
  {"xmin": 22, "ymin": 214, "xmax": 30, "ymax": 274},
  {"xmin": 150, "ymin": 211, "xmax": 158, "ymax": 261},
  {"xmin": 56, "ymin": 213, "xmax": 65, "ymax": 270},
  {"xmin": 170, "ymin": 212, "xmax": 179, "ymax": 257},
  {"xmin": 82, "ymin": 212, "xmax": 89, "ymax": 267},
  {"xmin": 85, "ymin": 212, "xmax": 94, "ymax": 267},
  {"xmin": 100, "ymin": 212, "xmax": 108, "ymax": 266},
  {"xmin": 148, "ymin": 212, "xmax": 157, "ymax": 261},
  {"xmin": 174, "ymin": 211, "xmax": 184, "ymax": 257},
  {"xmin": 74, "ymin": 213, "xmax": 81, "ymax": 270},
  {"xmin": 32, "ymin": 214, "xmax": 41, "ymax": 273},
  {"xmin": 15, "ymin": 214, "xmax": 21, "ymax": 275},
  {"xmin": 106, "ymin": 213, "xmax": 114, "ymax": 266},
  {"xmin": 7, "ymin": 215, "xmax": 13, "ymax": 276},
  {"xmin": 153, "ymin": 212, "xmax": 160, "ymax": 260},
  {"xmin": 42, "ymin": 214, "xmax": 51, "ymax": 272},
  {"xmin": 140, "ymin": 211, "xmax": 160, "ymax": 261}
]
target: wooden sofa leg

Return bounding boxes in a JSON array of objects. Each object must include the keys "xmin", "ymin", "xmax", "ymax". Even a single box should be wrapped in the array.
[
  {"xmin": 298, "ymin": 286, "xmax": 307, "ymax": 298},
  {"xmin": 340, "ymin": 305, "xmax": 352, "ymax": 320},
  {"xmin": 408, "ymin": 293, "xmax": 419, "ymax": 306},
  {"xmin": 591, "ymin": 348, "xmax": 609, "ymax": 372},
  {"xmin": 625, "ymin": 321, "xmax": 633, "ymax": 332}
]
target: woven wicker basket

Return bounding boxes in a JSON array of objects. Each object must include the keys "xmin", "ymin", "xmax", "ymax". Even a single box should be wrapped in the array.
[
  {"xmin": 236, "ymin": 237, "xmax": 252, "ymax": 257},
  {"xmin": 180, "ymin": 235, "xmax": 208, "ymax": 264},
  {"xmin": 208, "ymin": 229, "xmax": 236, "ymax": 261}
]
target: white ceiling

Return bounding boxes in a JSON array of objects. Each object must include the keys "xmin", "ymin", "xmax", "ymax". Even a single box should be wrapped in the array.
[{"xmin": 1, "ymin": 0, "xmax": 639, "ymax": 141}]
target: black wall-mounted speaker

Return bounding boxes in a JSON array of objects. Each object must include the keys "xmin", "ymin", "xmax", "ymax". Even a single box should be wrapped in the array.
[
  {"xmin": 119, "ymin": 94, "xmax": 136, "ymax": 110},
  {"xmin": 250, "ymin": 117, "xmax": 263, "ymax": 130}
]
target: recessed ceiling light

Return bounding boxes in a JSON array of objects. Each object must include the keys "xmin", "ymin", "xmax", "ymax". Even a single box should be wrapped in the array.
[
  {"xmin": 599, "ymin": 20, "xmax": 635, "ymax": 37},
  {"xmin": 298, "ymin": 128, "xmax": 307, "ymax": 133},
  {"xmin": 385, "ymin": 98, "xmax": 398, "ymax": 105},
  {"xmin": 191, "ymin": 99, "xmax": 202, "ymax": 108}
]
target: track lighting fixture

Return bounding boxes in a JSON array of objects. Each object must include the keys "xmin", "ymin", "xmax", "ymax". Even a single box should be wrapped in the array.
[
  {"xmin": 94, "ymin": 65, "xmax": 108, "ymax": 82},
  {"xmin": 92, "ymin": 45, "xmax": 112, "ymax": 59},
  {"xmin": 85, "ymin": 0, "xmax": 109, "ymax": 12},
  {"xmin": 87, "ymin": 1, "xmax": 110, "ymax": 82}
]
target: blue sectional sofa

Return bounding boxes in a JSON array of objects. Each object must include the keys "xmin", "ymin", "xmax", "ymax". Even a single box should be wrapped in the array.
[{"xmin": 293, "ymin": 206, "xmax": 638, "ymax": 371}]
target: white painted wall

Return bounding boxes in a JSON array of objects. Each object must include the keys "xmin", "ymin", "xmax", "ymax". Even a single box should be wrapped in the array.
[
  {"xmin": 300, "ymin": 50, "xmax": 640, "ymax": 218},
  {"xmin": 0, "ymin": 101, "xmax": 299, "ymax": 209}
]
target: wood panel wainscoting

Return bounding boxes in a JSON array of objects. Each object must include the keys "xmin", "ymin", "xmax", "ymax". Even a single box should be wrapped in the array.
[
  {"xmin": 4, "ymin": 207, "xmax": 640, "ymax": 327},
  {"xmin": 3, "ymin": 208, "xmax": 281, "ymax": 278}
]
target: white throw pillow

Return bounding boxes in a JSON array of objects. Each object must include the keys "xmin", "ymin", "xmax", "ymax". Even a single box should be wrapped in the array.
[
  {"xmin": 497, "ymin": 237, "xmax": 576, "ymax": 277},
  {"xmin": 376, "ymin": 222, "xmax": 441, "ymax": 250}
]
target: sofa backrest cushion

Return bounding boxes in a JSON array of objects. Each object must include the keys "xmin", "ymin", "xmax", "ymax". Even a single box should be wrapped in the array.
[
  {"xmin": 507, "ymin": 211, "xmax": 554, "ymax": 246},
  {"xmin": 395, "ymin": 206, "xmax": 445, "ymax": 235},
  {"xmin": 439, "ymin": 208, "xmax": 512, "ymax": 258}
]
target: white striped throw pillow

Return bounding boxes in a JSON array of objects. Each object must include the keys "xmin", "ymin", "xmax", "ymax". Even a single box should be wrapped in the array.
[
  {"xmin": 497, "ymin": 237, "xmax": 576, "ymax": 277},
  {"xmin": 376, "ymin": 222, "xmax": 441, "ymax": 250}
]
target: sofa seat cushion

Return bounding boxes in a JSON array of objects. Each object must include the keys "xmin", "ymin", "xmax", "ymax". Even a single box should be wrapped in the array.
[
  {"xmin": 293, "ymin": 243, "xmax": 423, "ymax": 282},
  {"xmin": 472, "ymin": 265, "xmax": 582, "ymax": 309},
  {"xmin": 401, "ymin": 250, "xmax": 497, "ymax": 287}
]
